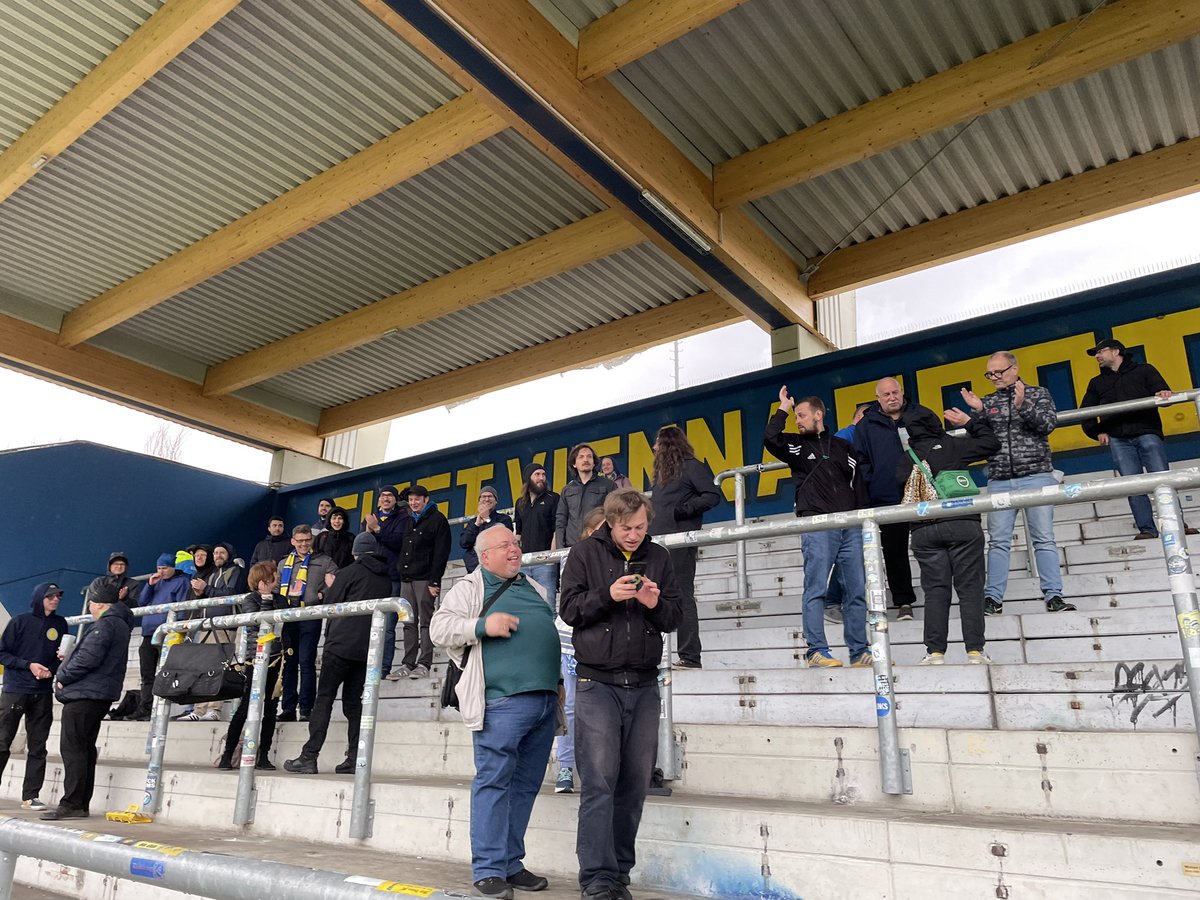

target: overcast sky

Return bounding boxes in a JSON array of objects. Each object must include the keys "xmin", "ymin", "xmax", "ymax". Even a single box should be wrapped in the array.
[{"xmin": 6, "ymin": 191, "xmax": 1200, "ymax": 482}]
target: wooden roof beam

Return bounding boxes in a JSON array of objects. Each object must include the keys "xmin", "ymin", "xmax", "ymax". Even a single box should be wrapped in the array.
[
  {"xmin": 0, "ymin": 0, "xmax": 241, "ymax": 204},
  {"xmin": 714, "ymin": 0, "xmax": 1200, "ymax": 208},
  {"xmin": 203, "ymin": 209, "xmax": 643, "ymax": 396},
  {"xmin": 57, "ymin": 92, "xmax": 505, "ymax": 347},
  {"xmin": 318, "ymin": 291, "xmax": 739, "ymax": 435},
  {"xmin": 807, "ymin": 137, "xmax": 1200, "ymax": 298},
  {"xmin": 576, "ymin": 0, "xmax": 750, "ymax": 83},
  {"xmin": 0, "ymin": 313, "xmax": 321, "ymax": 455}
]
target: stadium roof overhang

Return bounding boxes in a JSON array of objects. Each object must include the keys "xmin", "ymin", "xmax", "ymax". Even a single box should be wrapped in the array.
[{"xmin": 1, "ymin": 0, "xmax": 1197, "ymax": 455}]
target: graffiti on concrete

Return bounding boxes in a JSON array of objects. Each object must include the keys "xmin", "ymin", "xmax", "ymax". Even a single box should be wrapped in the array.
[{"xmin": 1107, "ymin": 661, "xmax": 1188, "ymax": 726}]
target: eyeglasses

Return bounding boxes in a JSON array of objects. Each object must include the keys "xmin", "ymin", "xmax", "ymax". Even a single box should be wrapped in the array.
[
  {"xmin": 481, "ymin": 539, "xmax": 522, "ymax": 554},
  {"xmin": 984, "ymin": 364, "xmax": 1014, "ymax": 380}
]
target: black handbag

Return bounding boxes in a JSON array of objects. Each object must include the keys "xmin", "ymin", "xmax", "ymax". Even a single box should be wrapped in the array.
[
  {"xmin": 153, "ymin": 626, "xmax": 248, "ymax": 703},
  {"xmin": 440, "ymin": 578, "xmax": 515, "ymax": 710}
]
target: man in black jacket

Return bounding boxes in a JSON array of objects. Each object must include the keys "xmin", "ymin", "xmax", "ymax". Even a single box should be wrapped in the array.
[
  {"xmin": 0, "ymin": 582, "xmax": 69, "ymax": 811},
  {"xmin": 44, "ymin": 582, "xmax": 132, "ymax": 820},
  {"xmin": 765, "ymin": 388, "xmax": 870, "ymax": 669},
  {"xmin": 514, "ymin": 462, "xmax": 560, "ymax": 601},
  {"xmin": 560, "ymin": 489, "xmax": 681, "ymax": 900},
  {"xmin": 285, "ymin": 532, "xmax": 391, "ymax": 776},
  {"xmin": 397, "ymin": 484, "xmax": 451, "ymax": 680},
  {"xmin": 364, "ymin": 485, "xmax": 410, "ymax": 679},
  {"xmin": 85, "ymin": 552, "xmax": 142, "ymax": 605},
  {"xmin": 556, "ymin": 444, "xmax": 616, "ymax": 549},
  {"xmin": 250, "ymin": 517, "xmax": 291, "ymax": 565},
  {"xmin": 1081, "ymin": 339, "xmax": 1198, "ymax": 539},
  {"xmin": 907, "ymin": 408, "xmax": 1000, "ymax": 664}
]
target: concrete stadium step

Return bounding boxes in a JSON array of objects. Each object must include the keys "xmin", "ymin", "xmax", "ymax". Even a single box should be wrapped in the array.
[{"xmin": 4, "ymin": 749, "xmax": 1197, "ymax": 899}]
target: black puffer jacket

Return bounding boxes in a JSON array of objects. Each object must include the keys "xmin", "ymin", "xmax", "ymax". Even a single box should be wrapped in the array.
[
  {"xmin": 650, "ymin": 457, "xmax": 722, "ymax": 536},
  {"xmin": 975, "ymin": 382, "xmax": 1056, "ymax": 479},
  {"xmin": 319, "ymin": 554, "xmax": 392, "ymax": 662},
  {"xmin": 559, "ymin": 524, "xmax": 681, "ymax": 686},
  {"xmin": 854, "ymin": 400, "xmax": 939, "ymax": 505},
  {"xmin": 55, "ymin": 602, "xmax": 133, "ymax": 702},
  {"xmin": 1081, "ymin": 358, "xmax": 1171, "ymax": 439}
]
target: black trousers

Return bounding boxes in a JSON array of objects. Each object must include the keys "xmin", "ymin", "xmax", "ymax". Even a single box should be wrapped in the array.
[
  {"xmin": 59, "ymin": 698, "xmax": 111, "ymax": 812},
  {"xmin": 302, "ymin": 651, "xmax": 366, "ymax": 761},
  {"xmin": 911, "ymin": 519, "xmax": 986, "ymax": 654},
  {"xmin": 669, "ymin": 547, "xmax": 701, "ymax": 664},
  {"xmin": 880, "ymin": 522, "xmax": 916, "ymax": 606},
  {"xmin": 222, "ymin": 656, "xmax": 281, "ymax": 764},
  {"xmin": 0, "ymin": 692, "xmax": 54, "ymax": 800}
]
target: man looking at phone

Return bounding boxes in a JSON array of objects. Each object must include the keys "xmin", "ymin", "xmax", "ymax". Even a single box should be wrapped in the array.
[{"xmin": 560, "ymin": 489, "xmax": 681, "ymax": 900}]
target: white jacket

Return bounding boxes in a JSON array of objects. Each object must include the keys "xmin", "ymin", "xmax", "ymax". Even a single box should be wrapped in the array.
[{"xmin": 430, "ymin": 567, "xmax": 547, "ymax": 731}]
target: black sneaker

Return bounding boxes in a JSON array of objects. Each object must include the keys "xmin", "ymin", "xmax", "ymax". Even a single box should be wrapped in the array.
[
  {"xmin": 507, "ymin": 868, "xmax": 549, "ymax": 891},
  {"xmin": 283, "ymin": 756, "xmax": 317, "ymax": 774},
  {"xmin": 41, "ymin": 806, "xmax": 88, "ymax": 820},
  {"xmin": 1045, "ymin": 595, "xmax": 1077, "ymax": 613},
  {"xmin": 255, "ymin": 759, "xmax": 276, "ymax": 771},
  {"xmin": 612, "ymin": 884, "xmax": 632, "ymax": 900},
  {"xmin": 983, "ymin": 597, "xmax": 1003, "ymax": 617},
  {"xmin": 671, "ymin": 658, "xmax": 701, "ymax": 670},
  {"xmin": 299, "ymin": 710, "xmax": 311, "ymax": 723},
  {"xmin": 896, "ymin": 604, "xmax": 914, "ymax": 621},
  {"xmin": 474, "ymin": 876, "xmax": 514, "ymax": 899},
  {"xmin": 277, "ymin": 710, "xmax": 297, "ymax": 722},
  {"xmin": 334, "ymin": 758, "xmax": 355, "ymax": 775}
]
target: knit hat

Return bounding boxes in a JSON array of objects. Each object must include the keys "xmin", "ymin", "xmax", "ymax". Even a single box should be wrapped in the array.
[
  {"xmin": 108, "ymin": 551, "xmax": 129, "ymax": 568},
  {"xmin": 522, "ymin": 462, "xmax": 545, "ymax": 483},
  {"xmin": 352, "ymin": 532, "xmax": 379, "ymax": 557},
  {"xmin": 377, "ymin": 485, "xmax": 399, "ymax": 499},
  {"xmin": 90, "ymin": 581, "xmax": 121, "ymax": 605},
  {"xmin": 479, "ymin": 485, "xmax": 499, "ymax": 503},
  {"xmin": 156, "ymin": 552, "xmax": 175, "ymax": 568},
  {"xmin": 174, "ymin": 550, "xmax": 196, "ymax": 577}
]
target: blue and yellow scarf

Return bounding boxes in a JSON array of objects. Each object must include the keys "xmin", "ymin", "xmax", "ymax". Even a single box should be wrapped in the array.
[{"xmin": 279, "ymin": 552, "xmax": 309, "ymax": 606}]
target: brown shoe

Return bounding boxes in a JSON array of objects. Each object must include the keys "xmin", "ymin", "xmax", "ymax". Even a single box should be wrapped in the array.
[{"xmin": 1134, "ymin": 532, "xmax": 1156, "ymax": 540}]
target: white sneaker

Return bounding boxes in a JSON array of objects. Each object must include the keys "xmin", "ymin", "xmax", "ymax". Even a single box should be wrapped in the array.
[
  {"xmin": 966, "ymin": 650, "xmax": 992, "ymax": 665},
  {"xmin": 200, "ymin": 710, "xmax": 220, "ymax": 721},
  {"xmin": 386, "ymin": 666, "xmax": 409, "ymax": 681},
  {"xmin": 21, "ymin": 798, "xmax": 46, "ymax": 810},
  {"xmin": 919, "ymin": 652, "xmax": 945, "ymax": 666}
]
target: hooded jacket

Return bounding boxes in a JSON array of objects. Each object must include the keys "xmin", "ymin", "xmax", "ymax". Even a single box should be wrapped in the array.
[
  {"xmin": 559, "ymin": 523, "xmax": 682, "ymax": 685},
  {"xmin": 55, "ymin": 601, "xmax": 133, "ymax": 703},
  {"xmin": 974, "ymin": 382, "xmax": 1056, "ymax": 479},
  {"xmin": 0, "ymin": 596, "xmax": 70, "ymax": 694},
  {"xmin": 250, "ymin": 532, "xmax": 292, "ymax": 566},
  {"xmin": 1080, "ymin": 357, "xmax": 1171, "ymax": 440},
  {"xmin": 319, "ymin": 553, "xmax": 392, "ymax": 661},
  {"xmin": 763, "ymin": 410, "xmax": 867, "ymax": 517},
  {"xmin": 136, "ymin": 570, "xmax": 193, "ymax": 633},
  {"xmin": 398, "ymin": 503, "xmax": 451, "ymax": 585},
  {"xmin": 854, "ymin": 400, "xmax": 939, "ymax": 506},
  {"xmin": 895, "ymin": 410, "xmax": 1000, "ymax": 530},
  {"xmin": 513, "ymin": 463, "xmax": 559, "ymax": 553},
  {"xmin": 85, "ymin": 553, "xmax": 143, "ymax": 605},
  {"xmin": 201, "ymin": 543, "xmax": 248, "ymax": 617},
  {"xmin": 315, "ymin": 507, "xmax": 355, "ymax": 568},
  {"xmin": 460, "ymin": 511, "xmax": 514, "ymax": 573},
  {"xmin": 555, "ymin": 474, "xmax": 616, "ymax": 547},
  {"xmin": 650, "ymin": 456, "xmax": 722, "ymax": 535}
]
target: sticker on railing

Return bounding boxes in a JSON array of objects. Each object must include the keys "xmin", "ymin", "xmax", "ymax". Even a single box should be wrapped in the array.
[
  {"xmin": 1179, "ymin": 610, "xmax": 1200, "ymax": 639},
  {"xmin": 130, "ymin": 858, "xmax": 165, "ymax": 879},
  {"xmin": 875, "ymin": 695, "xmax": 891, "ymax": 717},
  {"xmin": 342, "ymin": 876, "xmax": 437, "ymax": 896}
]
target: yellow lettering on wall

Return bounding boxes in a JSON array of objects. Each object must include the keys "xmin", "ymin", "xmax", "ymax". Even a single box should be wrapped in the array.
[
  {"xmin": 333, "ymin": 493, "xmax": 359, "ymax": 522},
  {"xmin": 1008, "ymin": 334, "xmax": 1098, "ymax": 453},
  {"xmin": 359, "ymin": 491, "xmax": 374, "ymax": 523},
  {"xmin": 687, "ymin": 411, "xmax": 744, "ymax": 501},
  {"xmin": 914, "ymin": 358, "xmax": 991, "ymax": 419},
  {"xmin": 627, "ymin": 431, "xmax": 655, "ymax": 491},
  {"xmin": 1114, "ymin": 309, "xmax": 1200, "ymax": 436},
  {"xmin": 833, "ymin": 375, "xmax": 906, "ymax": 432},
  {"xmin": 506, "ymin": 453, "xmax": 547, "ymax": 505},
  {"xmin": 553, "ymin": 447, "xmax": 569, "ymax": 492},
  {"xmin": 589, "ymin": 436, "xmax": 621, "ymax": 464},
  {"xmin": 456, "ymin": 464, "xmax": 495, "ymax": 515}
]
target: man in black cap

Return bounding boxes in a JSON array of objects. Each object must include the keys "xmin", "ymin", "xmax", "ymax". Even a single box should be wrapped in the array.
[
  {"xmin": 85, "ymin": 552, "xmax": 142, "ymax": 605},
  {"xmin": 0, "ymin": 582, "xmax": 69, "ymax": 811},
  {"xmin": 396, "ymin": 484, "xmax": 451, "ymax": 680},
  {"xmin": 363, "ymin": 485, "xmax": 411, "ymax": 679},
  {"xmin": 1081, "ymin": 338, "xmax": 1198, "ymax": 539},
  {"xmin": 284, "ymin": 531, "xmax": 391, "ymax": 775}
]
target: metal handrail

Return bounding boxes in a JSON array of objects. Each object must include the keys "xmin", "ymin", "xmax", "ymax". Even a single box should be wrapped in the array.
[{"xmin": 0, "ymin": 817, "xmax": 459, "ymax": 900}]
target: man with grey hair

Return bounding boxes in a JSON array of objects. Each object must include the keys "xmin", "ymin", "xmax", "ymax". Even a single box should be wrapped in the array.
[{"xmin": 953, "ymin": 351, "xmax": 1074, "ymax": 614}]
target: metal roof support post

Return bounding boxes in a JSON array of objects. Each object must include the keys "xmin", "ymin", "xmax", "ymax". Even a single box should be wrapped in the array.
[
  {"xmin": 862, "ymin": 518, "xmax": 911, "ymax": 795},
  {"xmin": 143, "ymin": 608, "xmax": 178, "ymax": 814},
  {"xmin": 734, "ymin": 472, "xmax": 749, "ymax": 599},
  {"xmin": 233, "ymin": 621, "xmax": 275, "ymax": 827},
  {"xmin": 1154, "ymin": 485, "xmax": 1200, "ymax": 792},
  {"xmin": 350, "ymin": 606, "xmax": 389, "ymax": 840}
]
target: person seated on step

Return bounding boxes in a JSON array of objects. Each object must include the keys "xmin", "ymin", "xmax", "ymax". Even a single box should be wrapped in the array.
[
  {"xmin": 284, "ymin": 532, "xmax": 391, "ymax": 777},
  {"xmin": 218, "ymin": 561, "xmax": 284, "ymax": 772},
  {"xmin": 900, "ymin": 407, "xmax": 1000, "ymax": 666},
  {"xmin": 431, "ymin": 525, "xmax": 560, "ymax": 900},
  {"xmin": 763, "ymin": 386, "xmax": 871, "ymax": 669}
]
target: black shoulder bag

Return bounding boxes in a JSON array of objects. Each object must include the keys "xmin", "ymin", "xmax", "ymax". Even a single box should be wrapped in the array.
[
  {"xmin": 440, "ymin": 577, "xmax": 516, "ymax": 710},
  {"xmin": 153, "ymin": 623, "xmax": 248, "ymax": 704}
]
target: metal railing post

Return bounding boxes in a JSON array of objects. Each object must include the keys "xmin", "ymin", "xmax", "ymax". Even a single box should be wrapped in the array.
[
  {"xmin": 861, "ymin": 518, "xmax": 911, "ymax": 795},
  {"xmin": 233, "ymin": 621, "xmax": 275, "ymax": 827},
  {"xmin": 734, "ymin": 472, "xmax": 749, "ymax": 599},
  {"xmin": 234, "ymin": 625, "xmax": 250, "ymax": 663},
  {"xmin": 655, "ymin": 632, "xmax": 680, "ymax": 782},
  {"xmin": 350, "ymin": 606, "xmax": 387, "ymax": 840},
  {"xmin": 0, "ymin": 848, "xmax": 16, "ymax": 900},
  {"xmin": 1153, "ymin": 485, "xmax": 1200, "ymax": 790},
  {"xmin": 143, "ymin": 608, "xmax": 178, "ymax": 814}
]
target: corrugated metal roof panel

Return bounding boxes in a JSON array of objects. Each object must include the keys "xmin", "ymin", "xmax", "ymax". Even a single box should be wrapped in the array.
[
  {"xmin": 619, "ymin": 0, "xmax": 1094, "ymax": 165},
  {"xmin": 757, "ymin": 37, "xmax": 1200, "ymax": 260},
  {"xmin": 108, "ymin": 131, "xmax": 605, "ymax": 365},
  {"xmin": 543, "ymin": 0, "xmax": 626, "ymax": 30},
  {"xmin": 0, "ymin": 0, "xmax": 164, "ymax": 152},
  {"xmin": 258, "ymin": 243, "xmax": 705, "ymax": 408},
  {"xmin": 0, "ymin": 0, "xmax": 460, "ymax": 313}
]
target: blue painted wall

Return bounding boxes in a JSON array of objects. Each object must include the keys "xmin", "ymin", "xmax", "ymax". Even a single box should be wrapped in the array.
[{"xmin": 0, "ymin": 442, "xmax": 271, "ymax": 619}]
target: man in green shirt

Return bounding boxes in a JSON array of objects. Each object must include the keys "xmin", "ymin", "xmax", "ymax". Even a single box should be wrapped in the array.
[{"xmin": 431, "ymin": 526, "xmax": 559, "ymax": 900}]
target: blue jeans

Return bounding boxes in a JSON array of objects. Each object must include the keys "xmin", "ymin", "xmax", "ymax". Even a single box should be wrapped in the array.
[
  {"xmin": 800, "ymin": 529, "xmax": 867, "ymax": 658},
  {"xmin": 556, "ymin": 655, "xmax": 577, "ymax": 768},
  {"xmin": 281, "ymin": 619, "xmax": 321, "ymax": 714},
  {"xmin": 381, "ymin": 580, "xmax": 403, "ymax": 676},
  {"xmin": 1110, "ymin": 434, "xmax": 1169, "ymax": 536},
  {"xmin": 520, "ymin": 564, "xmax": 558, "ymax": 608},
  {"xmin": 985, "ymin": 473, "xmax": 1064, "ymax": 600},
  {"xmin": 470, "ymin": 691, "xmax": 557, "ymax": 882}
]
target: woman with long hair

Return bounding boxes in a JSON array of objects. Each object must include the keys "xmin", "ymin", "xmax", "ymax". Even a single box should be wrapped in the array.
[{"xmin": 649, "ymin": 425, "xmax": 721, "ymax": 668}]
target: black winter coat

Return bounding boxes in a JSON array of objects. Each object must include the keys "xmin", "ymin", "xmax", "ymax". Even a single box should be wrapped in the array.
[
  {"xmin": 854, "ymin": 400, "xmax": 939, "ymax": 505},
  {"xmin": 315, "ymin": 525, "xmax": 355, "ymax": 569},
  {"xmin": 896, "ymin": 412, "xmax": 999, "ymax": 530},
  {"xmin": 1081, "ymin": 358, "xmax": 1171, "ymax": 439},
  {"xmin": 460, "ymin": 512, "xmax": 514, "ymax": 573},
  {"xmin": 975, "ymin": 382, "xmax": 1056, "ymax": 479},
  {"xmin": 242, "ymin": 591, "xmax": 284, "ymax": 658},
  {"xmin": 399, "ymin": 506, "xmax": 451, "ymax": 586},
  {"xmin": 0, "ymin": 596, "xmax": 70, "ymax": 694},
  {"xmin": 514, "ymin": 489, "xmax": 558, "ymax": 553},
  {"xmin": 55, "ymin": 602, "xmax": 133, "ymax": 703},
  {"xmin": 250, "ymin": 533, "xmax": 292, "ymax": 566},
  {"xmin": 559, "ymin": 524, "xmax": 681, "ymax": 685},
  {"xmin": 201, "ymin": 559, "xmax": 248, "ymax": 618},
  {"xmin": 763, "ymin": 411, "xmax": 866, "ymax": 516},
  {"xmin": 319, "ymin": 554, "xmax": 392, "ymax": 662},
  {"xmin": 364, "ymin": 508, "xmax": 411, "ymax": 581},
  {"xmin": 556, "ymin": 476, "xmax": 617, "ymax": 547},
  {"xmin": 650, "ymin": 457, "xmax": 721, "ymax": 536}
]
